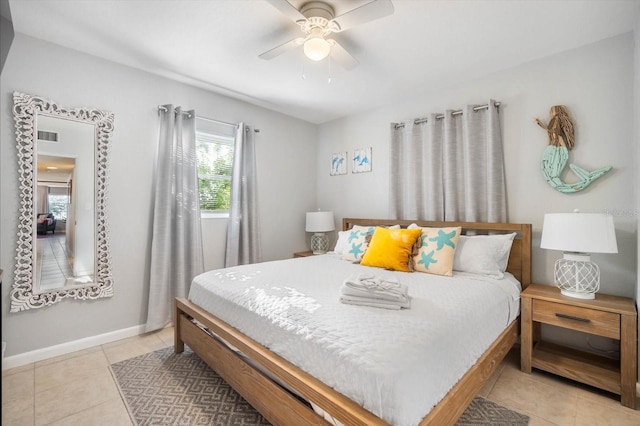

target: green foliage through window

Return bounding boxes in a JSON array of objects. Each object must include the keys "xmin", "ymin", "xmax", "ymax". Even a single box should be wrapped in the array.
[{"xmin": 196, "ymin": 130, "xmax": 234, "ymax": 211}]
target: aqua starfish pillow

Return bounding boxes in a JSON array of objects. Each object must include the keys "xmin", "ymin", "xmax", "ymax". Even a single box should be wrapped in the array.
[
  {"xmin": 342, "ymin": 225, "xmax": 376, "ymax": 262},
  {"xmin": 411, "ymin": 226, "xmax": 461, "ymax": 276}
]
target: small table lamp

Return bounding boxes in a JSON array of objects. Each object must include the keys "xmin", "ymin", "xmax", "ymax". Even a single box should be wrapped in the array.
[
  {"xmin": 540, "ymin": 212, "xmax": 618, "ymax": 299},
  {"xmin": 305, "ymin": 211, "xmax": 335, "ymax": 254}
]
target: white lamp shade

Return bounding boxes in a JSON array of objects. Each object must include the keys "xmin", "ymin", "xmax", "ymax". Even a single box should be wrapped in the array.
[
  {"xmin": 305, "ymin": 211, "xmax": 335, "ymax": 232},
  {"xmin": 540, "ymin": 213, "xmax": 618, "ymax": 254},
  {"xmin": 304, "ymin": 36, "xmax": 331, "ymax": 61}
]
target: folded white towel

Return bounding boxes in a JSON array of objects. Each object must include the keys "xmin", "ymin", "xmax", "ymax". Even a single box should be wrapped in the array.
[
  {"xmin": 341, "ymin": 282, "xmax": 410, "ymax": 303},
  {"xmin": 340, "ymin": 295, "xmax": 411, "ymax": 310},
  {"xmin": 343, "ymin": 273, "xmax": 409, "ymax": 302},
  {"xmin": 352, "ymin": 273, "xmax": 400, "ymax": 289}
]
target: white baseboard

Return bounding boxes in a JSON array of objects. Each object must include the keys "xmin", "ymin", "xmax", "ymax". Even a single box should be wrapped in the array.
[{"xmin": 2, "ymin": 324, "xmax": 146, "ymax": 370}]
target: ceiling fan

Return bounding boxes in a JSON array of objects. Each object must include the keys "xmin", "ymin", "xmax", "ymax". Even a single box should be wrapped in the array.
[{"xmin": 259, "ymin": 0, "xmax": 394, "ymax": 70}]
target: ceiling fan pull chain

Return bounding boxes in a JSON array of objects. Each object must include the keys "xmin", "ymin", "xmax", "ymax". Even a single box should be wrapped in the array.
[
  {"xmin": 327, "ymin": 56, "xmax": 332, "ymax": 84},
  {"xmin": 302, "ymin": 62, "xmax": 306, "ymax": 80}
]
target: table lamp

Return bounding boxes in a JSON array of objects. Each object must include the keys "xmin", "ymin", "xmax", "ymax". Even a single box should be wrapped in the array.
[
  {"xmin": 540, "ymin": 211, "xmax": 618, "ymax": 299},
  {"xmin": 305, "ymin": 211, "xmax": 335, "ymax": 254}
]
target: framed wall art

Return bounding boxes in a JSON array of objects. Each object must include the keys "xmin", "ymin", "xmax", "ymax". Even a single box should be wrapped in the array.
[
  {"xmin": 352, "ymin": 147, "xmax": 371, "ymax": 173},
  {"xmin": 330, "ymin": 152, "xmax": 347, "ymax": 176}
]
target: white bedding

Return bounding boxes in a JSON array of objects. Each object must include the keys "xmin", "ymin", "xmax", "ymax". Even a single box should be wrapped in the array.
[{"xmin": 188, "ymin": 253, "xmax": 521, "ymax": 426}]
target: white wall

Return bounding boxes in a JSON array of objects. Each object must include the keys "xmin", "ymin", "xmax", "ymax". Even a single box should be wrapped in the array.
[
  {"xmin": 318, "ymin": 33, "xmax": 636, "ymax": 297},
  {"xmin": 0, "ymin": 14, "xmax": 13, "ymax": 74},
  {"xmin": 634, "ymin": 13, "xmax": 640, "ymax": 379},
  {"xmin": 317, "ymin": 33, "xmax": 637, "ymax": 358},
  {"xmin": 1, "ymin": 34, "xmax": 318, "ymax": 358}
]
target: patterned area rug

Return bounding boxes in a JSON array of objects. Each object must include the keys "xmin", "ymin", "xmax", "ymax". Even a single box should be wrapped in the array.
[
  {"xmin": 110, "ymin": 347, "xmax": 529, "ymax": 425},
  {"xmin": 456, "ymin": 397, "xmax": 529, "ymax": 425}
]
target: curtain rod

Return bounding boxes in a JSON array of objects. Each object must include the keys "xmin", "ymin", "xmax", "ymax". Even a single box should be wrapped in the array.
[
  {"xmin": 393, "ymin": 102, "xmax": 500, "ymax": 129},
  {"xmin": 157, "ymin": 105, "xmax": 193, "ymax": 119},
  {"xmin": 157, "ymin": 105, "xmax": 239, "ymax": 129},
  {"xmin": 195, "ymin": 114, "xmax": 238, "ymax": 129}
]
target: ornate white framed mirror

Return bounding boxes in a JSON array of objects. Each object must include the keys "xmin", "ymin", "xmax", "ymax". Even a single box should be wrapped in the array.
[{"xmin": 10, "ymin": 92, "xmax": 114, "ymax": 312}]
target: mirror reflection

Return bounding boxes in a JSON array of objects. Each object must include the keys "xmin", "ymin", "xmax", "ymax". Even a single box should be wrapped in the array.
[
  {"xmin": 11, "ymin": 92, "xmax": 114, "ymax": 312},
  {"xmin": 35, "ymin": 116, "xmax": 95, "ymax": 293}
]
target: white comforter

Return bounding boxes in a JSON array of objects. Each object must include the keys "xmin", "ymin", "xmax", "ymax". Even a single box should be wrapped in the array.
[{"xmin": 188, "ymin": 253, "xmax": 521, "ymax": 426}]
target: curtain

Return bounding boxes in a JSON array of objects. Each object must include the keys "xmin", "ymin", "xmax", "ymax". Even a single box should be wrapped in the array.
[
  {"xmin": 146, "ymin": 105, "xmax": 204, "ymax": 332},
  {"xmin": 37, "ymin": 185, "xmax": 49, "ymax": 213},
  {"xmin": 225, "ymin": 123, "xmax": 261, "ymax": 267},
  {"xmin": 390, "ymin": 100, "xmax": 506, "ymax": 222}
]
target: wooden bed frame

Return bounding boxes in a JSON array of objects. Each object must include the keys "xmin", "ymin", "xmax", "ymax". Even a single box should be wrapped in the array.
[{"xmin": 175, "ymin": 218, "xmax": 532, "ymax": 425}]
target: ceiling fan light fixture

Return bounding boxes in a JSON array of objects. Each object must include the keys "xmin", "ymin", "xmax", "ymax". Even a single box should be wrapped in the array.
[
  {"xmin": 262, "ymin": 0, "xmax": 394, "ymax": 69},
  {"xmin": 304, "ymin": 34, "xmax": 331, "ymax": 61}
]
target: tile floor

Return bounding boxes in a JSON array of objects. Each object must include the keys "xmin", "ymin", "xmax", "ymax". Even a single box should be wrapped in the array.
[
  {"xmin": 2, "ymin": 327, "xmax": 639, "ymax": 425},
  {"xmin": 36, "ymin": 232, "xmax": 95, "ymax": 292},
  {"xmin": 36, "ymin": 233, "xmax": 73, "ymax": 291}
]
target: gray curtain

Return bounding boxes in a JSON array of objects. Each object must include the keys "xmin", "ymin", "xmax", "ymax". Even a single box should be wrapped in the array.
[
  {"xmin": 390, "ymin": 100, "xmax": 506, "ymax": 222},
  {"xmin": 146, "ymin": 105, "xmax": 204, "ymax": 332},
  {"xmin": 37, "ymin": 185, "xmax": 49, "ymax": 213},
  {"xmin": 225, "ymin": 123, "xmax": 261, "ymax": 267}
]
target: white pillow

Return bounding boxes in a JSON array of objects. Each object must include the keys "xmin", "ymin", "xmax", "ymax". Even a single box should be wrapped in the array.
[
  {"xmin": 453, "ymin": 233, "xmax": 516, "ymax": 279},
  {"xmin": 333, "ymin": 230, "xmax": 350, "ymax": 254}
]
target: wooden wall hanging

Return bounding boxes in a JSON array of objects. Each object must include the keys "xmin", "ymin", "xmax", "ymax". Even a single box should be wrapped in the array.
[{"xmin": 535, "ymin": 105, "xmax": 611, "ymax": 193}]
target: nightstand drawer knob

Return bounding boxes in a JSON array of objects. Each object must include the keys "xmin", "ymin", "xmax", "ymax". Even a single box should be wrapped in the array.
[{"xmin": 555, "ymin": 313, "xmax": 591, "ymax": 323}]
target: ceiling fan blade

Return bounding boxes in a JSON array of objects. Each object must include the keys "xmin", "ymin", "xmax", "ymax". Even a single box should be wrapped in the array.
[
  {"xmin": 259, "ymin": 37, "xmax": 305, "ymax": 60},
  {"xmin": 329, "ymin": 40, "xmax": 359, "ymax": 70},
  {"xmin": 264, "ymin": 0, "xmax": 307, "ymax": 24},
  {"xmin": 330, "ymin": 0, "xmax": 394, "ymax": 32}
]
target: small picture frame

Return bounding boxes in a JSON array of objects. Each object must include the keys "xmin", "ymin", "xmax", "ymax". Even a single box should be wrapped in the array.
[
  {"xmin": 330, "ymin": 152, "xmax": 347, "ymax": 176},
  {"xmin": 352, "ymin": 147, "xmax": 372, "ymax": 173}
]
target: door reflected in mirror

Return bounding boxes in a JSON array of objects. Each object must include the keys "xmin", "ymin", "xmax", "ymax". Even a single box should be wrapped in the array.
[{"xmin": 35, "ymin": 116, "xmax": 95, "ymax": 294}]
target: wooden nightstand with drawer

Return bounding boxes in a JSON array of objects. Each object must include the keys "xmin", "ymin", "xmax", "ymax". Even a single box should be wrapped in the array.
[
  {"xmin": 521, "ymin": 284, "xmax": 637, "ymax": 408},
  {"xmin": 293, "ymin": 251, "xmax": 314, "ymax": 258}
]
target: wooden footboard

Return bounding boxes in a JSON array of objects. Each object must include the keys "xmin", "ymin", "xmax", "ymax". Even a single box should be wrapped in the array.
[
  {"xmin": 175, "ymin": 297, "xmax": 386, "ymax": 426},
  {"xmin": 176, "ymin": 307, "xmax": 328, "ymax": 425},
  {"xmin": 175, "ymin": 297, "xmax": 518, "ymax": 426},
  {"xmin": 421, "ymin": 319, "xmax": 518, "ymax": 424}
]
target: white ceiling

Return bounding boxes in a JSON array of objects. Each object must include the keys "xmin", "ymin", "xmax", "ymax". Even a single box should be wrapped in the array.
[{"xmin": 7, "ymin": 0, "xmax": 640, "ymax": 124}]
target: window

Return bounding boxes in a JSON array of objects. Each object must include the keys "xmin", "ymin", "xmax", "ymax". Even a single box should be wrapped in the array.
[
  {"xmin": 48, "ymin": 194, "xmax": 68, "ymax": 220},
  {"xmin": 195, "ymin": 124, "xmax": 235, "ymax": 212},
  {"xmin": 48, "ymin": 187, "xmax": 70, "ymax": 220}
]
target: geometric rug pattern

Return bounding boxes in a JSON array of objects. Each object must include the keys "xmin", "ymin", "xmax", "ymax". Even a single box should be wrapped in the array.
[
  {"xmin": 110, "ymin": 347, "xmax": 528, "ymax": 426},
  {"xmin": 110, "ymin": 347, "xmax": 270, "ymax": 426},
  {"xmin": 456, "ymin": 396, "xmax": 529, "ymax": 425}
]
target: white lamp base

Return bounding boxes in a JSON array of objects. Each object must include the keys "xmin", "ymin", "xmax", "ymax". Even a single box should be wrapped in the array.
[
  {"xmin": 559, "ymin": 289, "xmax": 596, "ymax": 299},
  {"xmin": 310, "ymin": 233, "xmax": 328, "ymax": 255},
  {"xmin": 554, "ymin": 252, "xmax": 600, "ymax": 299}
]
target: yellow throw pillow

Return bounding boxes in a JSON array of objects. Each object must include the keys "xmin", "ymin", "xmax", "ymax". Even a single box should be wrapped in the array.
[
  {"xmin": 361, "ymin": 227, "xmax": 423, "ymax": 272},
  {"xmin": 342, "ymin": 225, "xmax": 376, "ymax": 262},
  {"xmin": 412, "ymin": 227, "xmax": 461, "ymax": 276}
]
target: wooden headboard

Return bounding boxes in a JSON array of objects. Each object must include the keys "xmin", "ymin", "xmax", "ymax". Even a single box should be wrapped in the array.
[{"xmin": 343, "ymin": 218, "xmax": 532, "ymax": 288}]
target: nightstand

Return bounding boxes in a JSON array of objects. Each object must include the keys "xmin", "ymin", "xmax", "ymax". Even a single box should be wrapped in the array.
[
  {"xmin": 293, "ymin": 251, "xmax": 314, "ymax": 258},
  {"xmin": 521, "ymin": 284, "xmax": 637, "ymax": 408}
]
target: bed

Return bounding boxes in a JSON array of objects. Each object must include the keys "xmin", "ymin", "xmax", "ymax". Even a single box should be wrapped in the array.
[{"xmin": 175, "ymin": 218, "xmax": 531, "ymax": 425}]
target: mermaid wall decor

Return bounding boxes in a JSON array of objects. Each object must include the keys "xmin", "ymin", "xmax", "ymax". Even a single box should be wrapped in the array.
[{"xmin": 535, "ymin": 105, "xmax": 611, "ymax": 193}]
